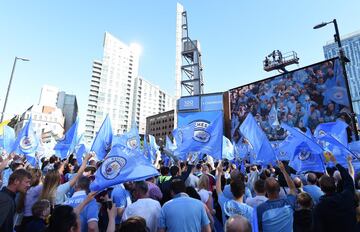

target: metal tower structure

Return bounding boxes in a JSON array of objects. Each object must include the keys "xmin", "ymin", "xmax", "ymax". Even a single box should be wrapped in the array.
[{"xmin": 180, "ymin": 10, "xmax": 204, "ymax": 96}]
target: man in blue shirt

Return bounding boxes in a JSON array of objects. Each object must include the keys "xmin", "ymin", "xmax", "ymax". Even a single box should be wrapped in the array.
[
  {"xmin": 303, "ymin": 172, "xmax": 323, "ymax": 204},
  {"xmin": 256, "ymin": 161, "xmax": 297, "ymax": 232},
  {"xmin": 216, "ymin": 163, "xmax": 253, "ymax": 224},
  {"xmin": 158, "ymin": 179, "xmax": 211, "ymax": 232},
  {"xmin": 111, "ymin": 183, "xmax": 132, "ymax": 225},
  {"xmin": 64, "ymin": 176, "xmax": 99, "ymax": 232}
]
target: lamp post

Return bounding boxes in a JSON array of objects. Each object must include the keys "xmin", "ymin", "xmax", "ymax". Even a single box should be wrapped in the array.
[
  {"xmin": 0, "ymin": 56, "xmax": 30, "ymax": 122},
  {"xmin": 314, "ymin": 19, "xmax": 359, "ymax": 140}
]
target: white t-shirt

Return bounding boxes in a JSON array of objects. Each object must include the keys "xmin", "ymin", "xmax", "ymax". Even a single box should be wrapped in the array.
[
  {"xmin": 198, "ymin": 189, "xmax": 211, "ymax": 204},
  {"xmin": 245, "ymin": 195, "xmax": 268, "ymax": 208},
  {"xmin": 122, "ymin": 198, "xmax": 161, "ymax": 232}
]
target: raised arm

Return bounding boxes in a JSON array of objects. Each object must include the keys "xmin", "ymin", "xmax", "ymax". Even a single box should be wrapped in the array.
[
  {"xmin": 68, "ymin": 153, "xmax": 93, "ymax": 187},
  {"xmin": 215, "ymin": 162, "xmax": 223, "ymax": 195},
  {"xmin": 277, "ymin": 160, "xmax": 296, "ymax": 195},
  {"xmin": 0, "ymin": 152, "xmax": 13, "ymax": 173},
  {"xmin": 346, "ymin": 155, "xmax": 354, "ymax": 180},
  {"xmin": 329, "ymin": 153, "xmax": 354, "ymax": 193}
]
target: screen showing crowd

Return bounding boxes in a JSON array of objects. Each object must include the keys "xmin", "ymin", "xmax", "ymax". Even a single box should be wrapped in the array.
[{"xmin": 230, "ymin": 58, "xmax": 354, "ymax": 142}]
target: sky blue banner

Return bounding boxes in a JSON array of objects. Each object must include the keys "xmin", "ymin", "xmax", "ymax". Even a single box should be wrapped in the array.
[
  {"xmin": 12, "ymin": 116, "xmax": 39, "ymax": 166},
  {"xmin": 178, "ymin": 96, "xmax": 200, "ymax": 111},
  {"xmin": 239, "ymin": 113, "xmax": 276, "ymax": 165},
  {"xmin": 91, "ymin": 115, "xmax": 113, "ymax": 160},
  {"xmin": 90, "ymin": 144, "xmax": 159, "ymax": 192},
  {"xmin": 0, "ymin": 126, "xmax": 15, "ymax": 153},
  {"xmin": 54, "ymin": 118, "xmax": 79, "ymax": 159},
  {"xmin": 175, "ymin": 111, "xmax": 223, "ymax": 160},
  {"xmin": 201, "ymin": 94, "xmax": 223, "ymax": 111}
]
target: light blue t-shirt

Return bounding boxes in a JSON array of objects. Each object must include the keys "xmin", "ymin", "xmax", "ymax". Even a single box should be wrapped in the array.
[
  {"xmin": 303, "ymin": 184, "xmax": 324, "ymax": 204},
  {"xmin": 64, "ymin": 190, "xmax": 99, "ymax": 232},
  {"xmin": 111, "ymin": 184, "xmax": 132, "ymax": 224},
  {"xmin": 158, "ymin": 193, "xmax": 210, "ymax": 232},
  {"xmin": 55, "ymin": 182, "xmax": 71, "ymax": 205},
  {"xmin": 256, "ymin": 195, "xmax": 296, "ymax": 232},
  {"xmin": 218, "ymin": 192, "xmax": 253, "ymax": 224}
]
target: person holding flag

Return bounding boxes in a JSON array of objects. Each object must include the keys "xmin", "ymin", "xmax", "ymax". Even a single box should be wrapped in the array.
[{"xmin": 313, "ymin": 152, "xmax": 357, "ymax": 232}]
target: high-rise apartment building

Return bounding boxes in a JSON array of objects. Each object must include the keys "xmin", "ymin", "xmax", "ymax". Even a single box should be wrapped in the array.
[
  {"xmin": 38, "ymin": 85, "xmax": 78, "ymax": 132},
  {"xmin": 134, "ymin": 77, "xmax": 174, "ymax": 134},
  {"xmin": 323, "ymin": 30, "xmax": 360, "ymax": 114},
  {"xmin": 85, "ymin": 32, "xmax": 174, "ymax": 141},
  {"xmin": 57, "ymin": 91, "xmax": 78, "ymax": 132}
]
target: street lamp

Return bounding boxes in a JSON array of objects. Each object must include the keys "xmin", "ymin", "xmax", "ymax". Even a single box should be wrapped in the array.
[
  {"xmin": 314, "ymin": 19, "xmax": 359, "ymax": 140},
  {"xmin": 0, "ymin": 56, "xmax": 30, "ymax": 122}
]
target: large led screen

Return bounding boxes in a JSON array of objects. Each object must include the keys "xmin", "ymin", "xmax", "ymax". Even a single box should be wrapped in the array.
[{"xmin": 230, "ymin": 58, "xmax": 355, "ymax": 142}]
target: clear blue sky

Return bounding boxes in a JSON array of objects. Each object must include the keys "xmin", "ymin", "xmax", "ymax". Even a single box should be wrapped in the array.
[{"xmin": 1, "ymin": 0, "xmax": 360, "ymax": 129}]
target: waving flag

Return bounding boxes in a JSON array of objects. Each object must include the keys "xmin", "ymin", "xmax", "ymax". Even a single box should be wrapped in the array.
[
  {"xmin": 90, "ymin": 144, "xmax": 159, "ymax": 191},
  {"xmin": 165, "ymin": 135, "xmax": 176, "ymax": 151},
  {"xmin": 143, "ymin": 135, "xmax": 156, "ymax": 163},
  {"xmin": 239, "ymin": 113, "xmax": 276, "ymax": 165},
  {"xmin": 12, "ymin": 116, "xmax": 39, "ymax": 166},
  {"xmin": 0, "ymin": 126, "xmax": 16, "ymax": 153},
  {"xmin": 91, "ymin": 115, "xmax": 113, "ymax": 160},
  {"xmin": 314, "ymin": 120, "xmax": 348, "ymax": 146},
  {"xmin": 268, "ymin": 105, "xmax": 279, "ymax": 128},
  {"xmin": 149, "ymin": 135, "xmax": 159, "ymax": 152},
  {"xmin": 323, "ymin": 86, "xmax": 350, "ymax": 107},
  {"xmin": 290, "ymin": 142, "xmax": 327, "ymax": 173},
  {"xmin": 75, "ymin": 144, "xmax": 88, "ymax": 166},
  {"xmin": 174, "ymin": 111, "xmax": 223, "ymax": 160},
  {"xmin": 113, "ymin": 126, "xmax": 141, "ymax": 151},
  {"xmin": 222, "ymin": 136, "xmax": 234, "ymax": 160},
  {"xmin": 54, "ymin": 118, "xmax": 79, "ymax": 159},
  {"xmin": 281, "ymin": 123, "xmax": 326, "ymax": 173}
]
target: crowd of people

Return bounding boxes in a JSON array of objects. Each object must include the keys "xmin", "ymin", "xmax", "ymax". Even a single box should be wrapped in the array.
[
  {"xmin": 0, "ymin": 148, "xmax": 360, "ymax": 232},
  {"xmin": 230, "ymin": 60, "xmax": 352, "ymax": 141}
]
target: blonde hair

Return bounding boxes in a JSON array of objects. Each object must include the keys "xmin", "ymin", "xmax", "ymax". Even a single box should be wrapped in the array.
[
  {"xmin": 39, "ymin": 170, "xmax": 61, "ymax": 205},
  {"xmin": 198, "ymin": 174, "xmax": 209, "ymax": 191}
]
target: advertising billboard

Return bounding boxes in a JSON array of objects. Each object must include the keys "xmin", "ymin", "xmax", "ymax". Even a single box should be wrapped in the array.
[{"xmin": 229, "ymin": 58, "xmax": 355, "ymax": 142}]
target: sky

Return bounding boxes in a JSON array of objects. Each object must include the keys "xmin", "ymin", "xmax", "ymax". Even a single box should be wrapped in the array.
[{"xmin": 1, "ymin": 0, "xmax": 360, "ymax": 129}]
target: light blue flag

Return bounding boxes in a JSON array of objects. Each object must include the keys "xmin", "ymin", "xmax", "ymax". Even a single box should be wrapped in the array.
[
  {"xmin": 111, "ymin": 135, "xmax": 122, "ymax": 146},
  {"xmin": 272, "ymin": 137, "xmax": 297, "ymax": 161},
  {"xmin": 91, "ymin": 115, "xmax": 113, "ymax": 160},
  {"xmin": 165, "ymin": 135, "xmax": 176, "ymax": 151},
  {"xmin": 239, "ymin": 113, "xmax": 276, "ymax": 165},
  {"xmin": 75, "ymin": 144, "xmax": 88, "ymax": 166},
  {"xmin": 233, "ymin": 138, "xmax": 250, "ymax": 160},
  {"xmin": 323, "ymin": 86, "xmax": 350, "ymax": 107},
  {"xmin": 90, "ymin": 144, "xmax": 159, "ymax": 191},
  {"xmin": 54, "ymin": 118, "xmax": 79, "ymax": 159},
  {"xmin": 268, "ymin": 105, "xmax": 279, "ymax": 129},
  {"xmin": 281, "ymin": 123, "xmax": 326, "ymax": 173},
  {"xmin": 314, "ymin": 120, "xmax": 348, "ymax": 146},
  {"xmin": 149, "ymin": 134, "xmax": 160, "ymax": 152},
  {"xmin": 0, "ymin": 126, "xmax": 16, "ymax": 153},
  {"xmin": 333, "ymin": 59, "xmax": 346, "ymax": 87},
  {"xmin": 114, "ymin": 126, "xmax": 141, "ymax": 151},
  {"xmin": 290, "ymin": 142, "xmax": 326, "ymax": 174},
  {"xmin": 12, "ymin": 116, "xmax": 39, "ymax": 166},
  {"xmin": 349, "ymin": 140, "xmax": 360, "ymax": 157},
  {"xmin": 222, "ymin": 136, "xmax": 234, "ymax": 160},
  {"xmin": 143, "ymin": 135, "xmax": 157, "ymax": 163},
  {"xmin": 316, "ymin": 133, "xmax": 359, "ymax": 166},
  {"xmin": 174, "ymin": 111, "xmax": 223, "ymax": 160}
]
